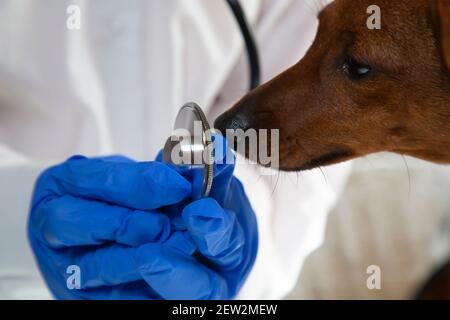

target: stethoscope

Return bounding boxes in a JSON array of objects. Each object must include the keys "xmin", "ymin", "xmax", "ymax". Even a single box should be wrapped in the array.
[
  {"xmin": 225, "ymin": 0, "xmax": 261, "ymax": 91},
  {"xmin": 163, "ymin": 0, "xmax": 260, "ymax": 199}
]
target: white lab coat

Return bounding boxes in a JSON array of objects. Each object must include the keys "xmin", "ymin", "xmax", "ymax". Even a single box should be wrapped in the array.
[{"xmin": 0, "ymin": 0, "xmax": 350, "ymax": 299}]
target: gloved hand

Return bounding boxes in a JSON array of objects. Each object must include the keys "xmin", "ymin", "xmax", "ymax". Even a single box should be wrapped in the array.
[
  {"xmin": 157, "ymin": 134, "xmax": 258, "ymax": 299},
  {"xmin": 28, "ymin": 136, "xmax": 258, "ymax": 299}
]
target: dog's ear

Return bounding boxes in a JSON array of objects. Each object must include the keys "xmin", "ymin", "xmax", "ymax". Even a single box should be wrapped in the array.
[{"xmin": 435, "ymin": 0, "xmax": 450, "ymax": 71}]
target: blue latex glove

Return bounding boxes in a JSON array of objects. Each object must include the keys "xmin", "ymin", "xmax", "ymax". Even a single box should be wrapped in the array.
[
  {"xmin": 157, "ymin": 134, "xmax": 258, "ymax": 298},
  {"xmin": 28, "ymin": 136, "xmax": 258, "ymax": 299}
]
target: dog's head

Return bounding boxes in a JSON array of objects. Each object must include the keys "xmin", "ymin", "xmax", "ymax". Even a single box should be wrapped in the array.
[{"xmin": 215, "ymin": 0, "xmax": 450, "ymax": 171}]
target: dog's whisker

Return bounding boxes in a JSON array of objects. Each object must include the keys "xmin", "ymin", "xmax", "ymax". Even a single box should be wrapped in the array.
[
  {"xmin": 400, "ymin": 154, "xmax": 412, "ymax": 202},
  {"xmin": 255, "ymin": 170, "xmax": 264, "ymax": 183},
  {"xmin": 273, "ymin": 170, "xmax": 282, "ymax": 196},
  {"xmin": 303, "ymin": 1, "xmax": 316, "ymax": 14},
  {"xmin": 391, "ymin": 139, "xmax": 412, "ymax": 202},
  {"xmin": 362, "ymin": 155, "xmax": 375, "ymax": 170},
  {"xmin": 292, "ymin": 137, "xmax": 330, "ymax": 185},
  {"xmin": 286, "ymin": 171, "xmax": 298, "ymax": 186},
  {"xmin": 296, "ymin": 171, "xmax": 302, "ymax": 186},
  {"xmin": 318, "ymin": 166, "xmax": 329, "ymax": 185}
]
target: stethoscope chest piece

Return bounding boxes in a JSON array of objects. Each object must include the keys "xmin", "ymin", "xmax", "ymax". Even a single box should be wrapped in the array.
[{"xmin": 163, "ymin": 103, "xmax": 214, "ymax": 199}]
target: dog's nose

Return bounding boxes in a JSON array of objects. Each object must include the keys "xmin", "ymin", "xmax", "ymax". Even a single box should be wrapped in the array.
[{"xmin": 214, "ymin": 111, "xmax": 251, "ymax": 134}]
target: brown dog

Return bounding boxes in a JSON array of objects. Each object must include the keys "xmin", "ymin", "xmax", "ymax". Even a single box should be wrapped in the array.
[
  {"xmin": 215, "ymin": 0, "xmax": 450, "ymax": 171},
  {"xmin": 215, "ymin": 0, "xmax": 450, "ymax": 299}
]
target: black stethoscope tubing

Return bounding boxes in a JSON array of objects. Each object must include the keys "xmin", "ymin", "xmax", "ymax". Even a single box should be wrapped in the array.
[{"xmin": 225, "ymin": 0, "xmax": 261, "ymax": 91}]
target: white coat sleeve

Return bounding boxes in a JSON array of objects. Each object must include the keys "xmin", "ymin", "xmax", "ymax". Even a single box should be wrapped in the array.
[
  {"xmin": 0, "ymin": 0, "xmax": 109, "ymax": 299},
  {"xmin": 0, "ymin": 0, "xmax": 262, "ymax": 299},
  {"xmin": 234, "ymin": 161, "xmax": 352, "ymax": 299}
]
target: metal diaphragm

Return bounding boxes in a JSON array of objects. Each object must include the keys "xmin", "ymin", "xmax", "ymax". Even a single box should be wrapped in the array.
[{"xmin": 163, "ymin": 103, "xmax": 214, "ymax": 199}]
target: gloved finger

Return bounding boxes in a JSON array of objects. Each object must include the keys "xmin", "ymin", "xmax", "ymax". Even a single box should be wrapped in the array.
[
  {"xmin": 209, "ymin": 134, "xmax": 237, "ymax": 205},
  {"xmin": 163, "ymin": 231, "xmax": 197, "ymax": 256},
  {"xmin": 90, "ymin": 155, "xmax": 135, "ymax": 163},
  {"xmin": 58, "ymin": 280, "xmax": 162, "ymax": 300},
  {"xmin": 30, "ymin": 195, "xmax": 171, "ymax": 248},
  {"xmin": 35, "ymin": 156, "xmax": 191, "ymax": 210},
  {"xmin": 136, "ymin": 242, "xmax": 228, "ymax": 299},
  {"xmin": 182, "ymin": 198, "xmax": 245, "ymax": 269},
  {"xmin": 155, "ymin": 134, "xmax": 234, "ymax": 202},
  {"xmin": 56, "ymin": 244, "xmax": 142, "ymax": 289},
  {"xmin": 211, "ymin": 133, "xmax": 235, "ymax": 176}
]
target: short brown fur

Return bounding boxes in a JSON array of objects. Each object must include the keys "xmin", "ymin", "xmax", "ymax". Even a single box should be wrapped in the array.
[{"xmin": 215, "ymin": 0, "xmax": 450, "ymax": 171}]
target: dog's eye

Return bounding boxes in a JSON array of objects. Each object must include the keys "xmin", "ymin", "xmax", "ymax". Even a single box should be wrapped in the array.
[{"xmin": 342, "ymin": 57, "xmax": 372, "ymax": 80}]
